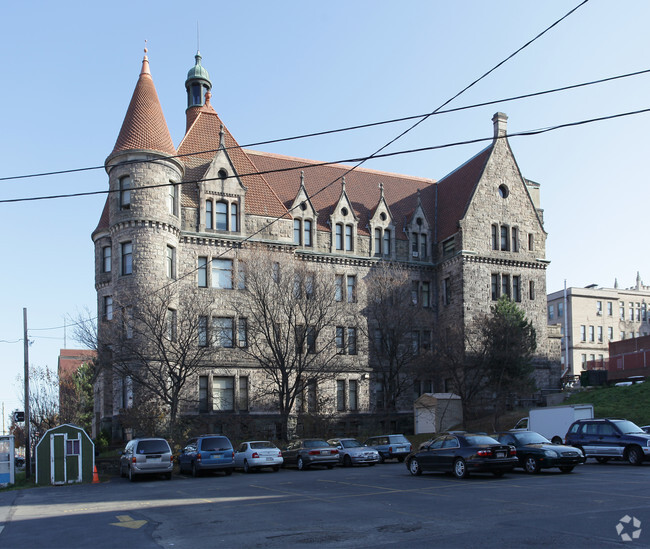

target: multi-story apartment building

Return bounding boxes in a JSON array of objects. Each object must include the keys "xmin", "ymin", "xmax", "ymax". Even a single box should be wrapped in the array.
[
  {"xmin": 92, "ymin": 50, "xmax": 560, "ymax": 440},
  {"xmin": 547, "ymin": 273, "xmax": 650, "ymax": 378}
]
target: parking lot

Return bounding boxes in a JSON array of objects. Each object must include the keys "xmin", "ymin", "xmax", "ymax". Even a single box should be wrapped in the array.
[{"xmin": 1, "ymin": 460, "xmax": 649, "ymax": 548}]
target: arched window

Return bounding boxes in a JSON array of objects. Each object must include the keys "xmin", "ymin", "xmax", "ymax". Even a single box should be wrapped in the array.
[
  {"xmin": 119, "ymin": 176, "xmax": 131, "ymax": 210},
  {"xmin": 345, "ymin": 225, "xmax": 353, "ymax": 251},
  {"xmin": 374, "ymin": 229, "xmax": 381, "ymax": 256},
  {"xmin": 230, "ymin": 203, "xmax": 238, "ymax": 232},
  {"xmin": 206, "ymin": 200, "xmax": 213, "ymax": 229},
  {"xmin": 294, "ymin": 219, "xmax": 301, "ymax": 244},
  {"xmin": 383, "ymin": 229, "xmax": 391, "ymax": 256},
  {"xmin": 215, "ymin": 201, "xmax": 228, "ymax": 230},
  {"xmin": 304, "ymin": 220, "xmax": 312, "ymax": 247},
  {"xmin": 335, "ymin": 224, "xmax": 343, "ymax": 250}
]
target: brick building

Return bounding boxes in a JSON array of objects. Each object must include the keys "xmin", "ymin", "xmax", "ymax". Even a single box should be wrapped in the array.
[{"xmin": 92, "ymin": 51, "xmax": 560, "ymax": 440}]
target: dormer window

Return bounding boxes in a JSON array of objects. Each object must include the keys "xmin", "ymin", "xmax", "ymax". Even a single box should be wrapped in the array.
[
  {"xmin": 205, "ymin": 199, "xmax": 240, "ymax": 233},
  {"xmin": 119, "ymin": 176, "xmax": 131, "ymax": 210},
  {"xmin": 383, "ymin": 230, "xmax": 391, "ymax": 255},
  {"xmin": 294, "ymin": 220, "xmax": 301, "ymax": 244},
  {"xmin": 216, "ymin": 201, "xmax": 228, "ymax": 230},
  {"xmin": 412, "ymin": 233, "xmax": 419, "ymax": 257},
  {"xmin": 336, "ymin": 224, "xmax": 343, "ymax": 250},
  {"xmin": 294, "ymin": 218, "xmax": 314, "ymax": 247},
  {"xmin": 304, "ymin": 220, "xmax": 312, "ymax": 246},
  {"xmin": 345, "ymin": 225, "xmax": 353, "ymax": 251}
]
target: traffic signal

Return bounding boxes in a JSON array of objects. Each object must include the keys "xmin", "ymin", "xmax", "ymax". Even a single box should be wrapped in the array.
[{"xmin": 13, "ymin": 411, "xmax": 24, "ymax": 422}]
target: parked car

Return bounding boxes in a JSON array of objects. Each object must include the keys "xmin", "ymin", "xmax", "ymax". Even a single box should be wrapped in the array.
[
  {"xmin": 363, "ymin": 434, "xmax": 412, "ymax": 462},
  {"xmin": 178, "ymin": 435, "xmax": 235, "ymax": 476},
  {"xmin": 327, "ymin": 438, "xmax": 380, "ymax": 467},
  {"xmin": 493, "ymin": 431, "xmax": 584, "ymax": 473},
  {"xmin": 282, "ymin": 439, "xmax": 339, "ymax": 470},
  {"xmin": 564, "ymin": 418, "xmax": 650, "ymax": 465},
  {"xmin": 120, "ymin": 437, "xmax": 174, "ymax": 481},
  {"xmin": 405, "ymin": 433, "xmax": 518, "ymax": 478},
  {"xmin": 234, "ymin": 441, "xmax": 283, "ymax": 473}
]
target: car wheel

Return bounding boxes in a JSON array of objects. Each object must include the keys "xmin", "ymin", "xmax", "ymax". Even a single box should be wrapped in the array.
[
  {"xmin": 551, "ymin": 437, "xmax": 563, "ymax": 445},
  {"xmin": 595, "ymin": 457, "xmax": 610, "ymax": 464},
  {"xmin": 453, "ymin": 458, "xmax": 468, "ymax": 479},
  {"xmin": 343, "ymin": 455, "xmax": 352, "ymax": 468},
  {"xmin": 297, "ymin": 457, "xmax": 308, "ymax": 470},
  {"xmin": 192, "ymin": 462, "xmax": 200, "ymax": 477},
  {"xmin": 627, "ymin": 446, "xmax": 644, "ymax": 466},
  {"xmin": 524, "ymin": 456, "xmax": 540, "ymax": 474},
  {"xmin": 243, "ymin": 460, "xmax": 250, "ymax": 473},
  {"xmin": 128, "ymin": 466, "xmax": 136, "ymax": 482},
  {"xmin": 378, "ymin": 453, "xmax": 385, "ymax": 464},
  {"xmin": 408, "ymin": 458, "xmax": 422, "ymax": 476},
  {"xmin": 224, "ymin": 469, "xmax": 233, "ymax": 476},
  {"xmin": 559, "ymin": 466, "xmax": 574, "ymax": 473}
]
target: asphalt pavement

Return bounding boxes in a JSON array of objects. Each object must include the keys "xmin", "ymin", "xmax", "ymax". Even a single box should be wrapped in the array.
[{"xmin": 1, "ymin": 459, "xmax": 649, "ymax": 548}]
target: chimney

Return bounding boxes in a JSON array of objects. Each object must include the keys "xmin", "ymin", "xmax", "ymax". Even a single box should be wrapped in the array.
[{"xmin": 492, "ymin": 112, "xmax": 508, "ymax": 139}]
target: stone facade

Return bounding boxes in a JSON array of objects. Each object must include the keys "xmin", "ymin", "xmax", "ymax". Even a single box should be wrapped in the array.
[{"xmin": 91, "ymin": 54, "xmax": 560, "ymax": 441}]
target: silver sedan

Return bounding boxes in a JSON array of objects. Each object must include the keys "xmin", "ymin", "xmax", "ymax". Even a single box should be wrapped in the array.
[{"xmin": 328, "ymin": 438, "xmax": 380, "ymax": 467}]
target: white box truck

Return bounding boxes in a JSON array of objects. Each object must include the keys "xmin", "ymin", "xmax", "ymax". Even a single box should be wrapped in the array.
[{"xmin": 513, "ymin": 404, "xmax": 594, "ymax": 444}]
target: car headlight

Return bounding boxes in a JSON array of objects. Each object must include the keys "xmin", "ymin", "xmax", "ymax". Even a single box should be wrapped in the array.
[{"xmin": 544, "ymin": 450, "xmax": 559, "ymax": 458}]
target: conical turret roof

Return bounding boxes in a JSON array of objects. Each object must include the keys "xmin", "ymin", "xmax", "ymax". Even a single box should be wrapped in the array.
[{"xmin": 111, "ymin": 50, "xmax": 176, "ymax": 156}]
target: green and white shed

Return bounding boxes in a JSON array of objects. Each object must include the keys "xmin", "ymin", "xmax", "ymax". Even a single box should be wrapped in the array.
[{"xmin": 35, "ymin": 424, "xmax": 95, "ymax": 485}]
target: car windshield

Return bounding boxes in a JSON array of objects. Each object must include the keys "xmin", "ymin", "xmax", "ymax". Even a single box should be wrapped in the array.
[
  {"xmin": 390, "ymin": 435, "xmax": 409, "ymax": 444},
  {"xmin": 250, "ymin": 441, "xmax": 275, "ymax": 449},
  {"xmin": 303, "ymin": 440, "xmax": 328, "ymax": 448},
  {"xmin": 341, "ymin": 440, "xmax": 362, "ymax": 448},
  {"xmin": 513, "ymin": 432, "xmax": 550, "ymax": 445},
  {"xmin": 200, "ymin": 437, "xmax": 232, "ymax": 451},
  {"xmin": 613, "ymin": 420, "xmax": 645, "ymax": 434},
  {"xmin": 463, "ymin": 435, "xmax": 500, "ymax": 446},
  {"xmin": 137, "ymin": 440, "xmax": 170, "ymax": 454}
]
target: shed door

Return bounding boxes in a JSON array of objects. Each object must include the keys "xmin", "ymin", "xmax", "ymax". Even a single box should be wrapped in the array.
[{"xmin": 51, "ymin": 434, "xmax": 66, "ymax": 484}]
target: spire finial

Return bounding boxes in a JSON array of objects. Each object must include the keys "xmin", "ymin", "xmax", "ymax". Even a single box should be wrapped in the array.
[
  {"xmin": 342, "ymin": 176, "xmax": 346, "ymax": 192},
  {"xmin": 300, "ymin": 170, "xmax": 305, "ymax": 187},
  {"xmin": 219, "ymin": 124, "xmax": 225, "ymax": 148},
  {"xmin": 378, "ymin": 181, "xmax": 384, "ymax": 198},
  {"xmin": 141, "ymin": 40, "xmax": 151, "ymax": 76}
]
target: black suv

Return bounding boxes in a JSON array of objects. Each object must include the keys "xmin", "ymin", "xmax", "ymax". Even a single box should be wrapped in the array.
[{"xmin": 565, "ymin": 418, "xmax": 650, "ymax": 465}]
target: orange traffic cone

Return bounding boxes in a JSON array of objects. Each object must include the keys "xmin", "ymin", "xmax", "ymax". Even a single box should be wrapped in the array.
[{"xmin": 92, "ymin": 465, "xmax": 100, "ymax": 484}]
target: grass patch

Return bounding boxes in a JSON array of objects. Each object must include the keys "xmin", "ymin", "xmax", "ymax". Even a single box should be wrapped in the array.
[
  {"xmin": 564, "ymin": 383, "xmax": 650, "ymax": 426},
  {"xmin": 0, "ymin": 470, "xmax": 37, "ymax": 492}
]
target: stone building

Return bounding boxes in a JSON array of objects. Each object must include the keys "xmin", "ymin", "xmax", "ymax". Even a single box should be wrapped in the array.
[
  {"xmin": 547, "ymin": 273, "xmax": 650, "ymax": 378},
  {"xmin": 92, "ymin": 51, "xmax": 560, "ymax": 440}
]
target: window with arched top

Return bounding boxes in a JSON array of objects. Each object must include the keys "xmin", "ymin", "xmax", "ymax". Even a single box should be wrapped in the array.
[
  {"xmin": 206, "ymin": 200, "xmax": 213, "ymax": 229},
  {"xmin": 231, "ymin": 203, "xmax": 238, "ymax": 232},
  {"xmin": 374, "ymin": 229, "xmax": 381, "ymax": 256},
  {"xmin": 335, "ymin": 224, "xmax": 343, "ymax": 250},
  {"xmin": 304, "ymin": 219, "xmax": 312, "ymax": 247},
  {"xmin": 383, "ymin": 229, "xmax": 391, "ymax": 255},
  {"xmin": 215, "ymin": 201, "xmax": 228, "ymax": 230}
]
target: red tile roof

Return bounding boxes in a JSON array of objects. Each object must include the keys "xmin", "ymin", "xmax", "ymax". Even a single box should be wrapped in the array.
[
  {"xmin": 177, "ymin": 102, "xmax": 289, "ymax": 218},
  {"xmin": 435, "ymin": 145, "xmax": 493, "ymax": 241},
  {"xmin": 111, "ymin": 55, "xmax": 176, "ymax": 157},
  {"xmin": 245, "ymin": 150, "xmax": 435, "ymax": 238}
]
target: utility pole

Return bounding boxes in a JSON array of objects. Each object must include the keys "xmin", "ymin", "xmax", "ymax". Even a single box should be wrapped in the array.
[{"xmin": 23, "ymin": 308, "xmax": 31, "ymax": 479}]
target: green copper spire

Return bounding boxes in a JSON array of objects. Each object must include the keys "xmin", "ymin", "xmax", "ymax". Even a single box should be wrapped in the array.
[{"xmin": 185, "ymin": 51, "xmax": 212, "ymax": 108}]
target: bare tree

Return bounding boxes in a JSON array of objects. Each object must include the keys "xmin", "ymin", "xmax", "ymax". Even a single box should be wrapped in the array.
[
  {"xmin": 234, "ymin": 248, "xmax": 349, "ymax": 441},
  {"xmin": 429, "ymin": 322, "xmax": 488, "ymax": 428},
  {"xmin": 15, "ymin": 365, "xmax": 60, "ymax": 450},
  {"xmin": 361, "ymin": 261, "xmax": 433, "ymax": 423},
  {"xmin": 102, "ymin": 285, "xmax": 215, "ymax": 438}
]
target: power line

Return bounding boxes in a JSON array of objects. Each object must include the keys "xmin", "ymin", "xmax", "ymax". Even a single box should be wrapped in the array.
[
  {"xmin": 3, "ymin": 67, "xmax": 645, "ymax": 185},
  {"xmin": 30, "ymin": 0, "xmax": 591, "ymax": 334},
  {"xmin": 2, "ymin": 105, "xmax": 648, "ymax": 206}
]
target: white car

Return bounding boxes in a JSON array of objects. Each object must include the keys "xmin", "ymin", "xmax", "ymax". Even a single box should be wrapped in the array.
[{"xmin": 234, "ymin": 441, "xmax": 283, "ymax": 473}]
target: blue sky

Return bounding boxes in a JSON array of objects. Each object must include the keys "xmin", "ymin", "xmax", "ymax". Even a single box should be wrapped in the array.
[{"xmin": 1, "ymin": 1, "xmax": 648, "ymax": 426}]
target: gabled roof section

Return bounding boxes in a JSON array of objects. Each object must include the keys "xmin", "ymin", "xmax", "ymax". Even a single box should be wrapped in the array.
[
  {"xmin": 177, "ymin": 100, "xmax": 288, "ymax": 218},
  {"xmin": 245, "ymin": 150, "xmax": 435, "ymax": 238},
  {"xmin": 111, "ymin": 52, "xmax": 176, "ymax": 157},
  {"xmin": 435, "ymin": 145, "xmax": 493, "ymax": 242}
]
